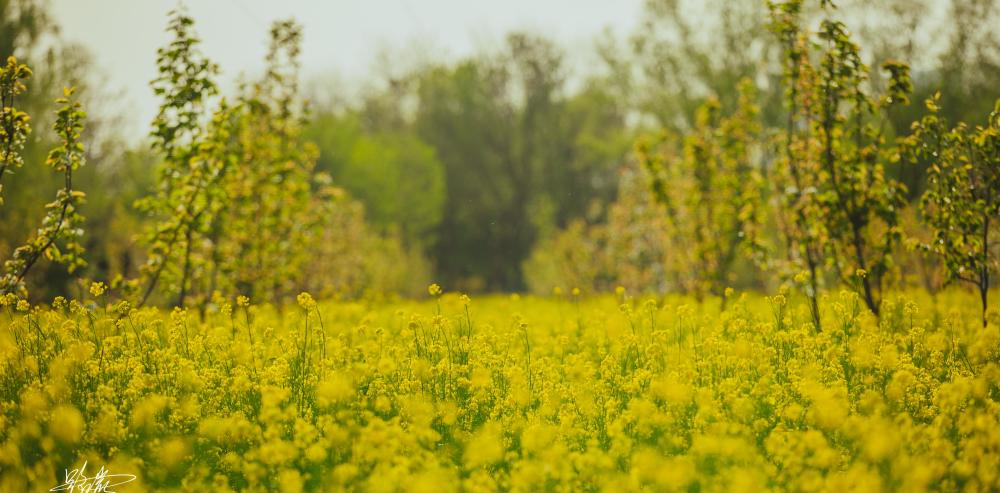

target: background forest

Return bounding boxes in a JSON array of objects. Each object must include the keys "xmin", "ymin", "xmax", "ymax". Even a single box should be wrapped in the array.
[{"xmin": 2, "ymin": 0, "xmax": 999, "ymax": 300}]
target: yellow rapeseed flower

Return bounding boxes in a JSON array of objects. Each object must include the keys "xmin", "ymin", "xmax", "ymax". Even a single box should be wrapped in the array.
[
  {"xmin": 296, "ymin": 292, "xmax": 316, "ymax": 310},
  {"xmin": 89, "ymin": 281, "xmax": 107, "ymax": 297}
]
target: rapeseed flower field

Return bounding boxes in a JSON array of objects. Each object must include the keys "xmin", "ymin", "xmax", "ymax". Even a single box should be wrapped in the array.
[
  {"xmin": 4, "ymin": 1, "xmax": 1000, "ymax": 492},
  {"xmin": 1, "ymin": 288, "xmax": 997, "ymax": 492}
]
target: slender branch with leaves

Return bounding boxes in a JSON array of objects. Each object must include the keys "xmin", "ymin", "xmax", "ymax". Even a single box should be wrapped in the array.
[{"xmin": 1, "ymin": 85, "xmax": 88, "ymax": 295}]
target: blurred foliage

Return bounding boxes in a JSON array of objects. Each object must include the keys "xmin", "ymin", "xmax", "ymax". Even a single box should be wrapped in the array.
[
  {"xmin": 305, "ymin": 112, "xmax": 445, "ymax": 246},
  {"xmin": 308, "ymin": 33, "xmax": 632, "ymax": 292},
  {"xmin": 524, "ymin": 162, "xmax": 673, "ymax": 295},
  {"xmin": 409, "ymin": 35, "xmax": 630, "ymax": 291},
  {"xmin": 529, "ymin": 0, "xmax": 999, "ymax": 323},
  {"xmin": 638, "ymin": 80, "xmax": 766, "ymax": 305},
  {"xmin": 609, "ymin": 0, "xmax": 782, "ymax": 130},
  {"xmin": 132, "ymin": 11, "xmax": 430, "ymax": 307},
  {"xmin": 1, "ymin": 0, "xmax": 999, "ymax": 300},
  {"xmin": 0, "ymin": 0, "xmax": 50, "ymax": 60}
]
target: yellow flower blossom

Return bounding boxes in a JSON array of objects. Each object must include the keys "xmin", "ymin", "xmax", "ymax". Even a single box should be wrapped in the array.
[
  {"xmin": 89, "ymin": 281, "xmax": 107, "ymax": 297},
  {"xmin": 296, "ymin": 292, "xmax": 316, "ymax": 310}
]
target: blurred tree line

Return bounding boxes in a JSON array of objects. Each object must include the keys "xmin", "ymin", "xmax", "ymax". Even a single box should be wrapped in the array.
[
  {"xmin": 2, "ymin": 0, "xmax": 999, "ymax": 296},
  {"xmin": 306, "ymin": 33, "xmax": 631, "ymax": 292}
]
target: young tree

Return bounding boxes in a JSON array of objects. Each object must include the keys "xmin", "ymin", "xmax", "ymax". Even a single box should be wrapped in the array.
[
  {"xmin": 768, "ymin": 0, "xmax": 912, "ymax": 321},
  {"xmin": 136, "ymin": 9, "xmax": 229, "ymax": 307},
  {"xmin": 638, "ymin": 80, "xmax": 765, "ymax": 306},
  {"xmin": 813, "ymin": 16, "xmax": 911, "ymax": 317},
  {"xmin": 909, "ymin": 94, "xmax": 1000, "ymax": 327},
  {"xmin": 1, "ymin": 57, "xmax": 88, "ymax": 295},
  {"xmin": 138, "ymin": 13, "xmax": 379, "ymax": 307},
  {"xmin": 767, "ymin": 0, "xmax": 825, "ymax": 329},
  {"xmin": 220, "ymin": 19, "xmax": 321, "ymax": 304}
]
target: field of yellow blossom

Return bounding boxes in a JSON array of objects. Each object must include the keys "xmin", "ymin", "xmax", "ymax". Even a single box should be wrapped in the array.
[{"xmin": 1, "ymin": 288, "xmax": 998, "ymax": 492}]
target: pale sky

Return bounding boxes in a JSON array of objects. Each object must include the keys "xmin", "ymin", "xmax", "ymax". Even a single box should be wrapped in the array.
[{"xmin": 49, "ymin": 0, "xmax": 646, "ymax": 142}]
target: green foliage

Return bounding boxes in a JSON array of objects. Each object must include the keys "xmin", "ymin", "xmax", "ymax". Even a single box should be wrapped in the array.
[
  {"xmin": 766, "ymin": 0, "xmax": 826, "ymax": 328},
  {"xmin": 135, "ymin": 9, "xmax": 229, "ymax": 307},
  {"xmin": 216, "ymin": 18, "xmax": 316, "ymax": 305},
  {"xmin": 529, "ymin": 0, "xmax": 997, "ymax": 311},
  {"xmin": 148, "ymin": 11, "xmax": 219, "ymax": 165},
  {"xmin": 638, "ymin": 80, "xmax": 765, "ymax": 303},
  {"xmin": 133, "ymin": 13, "xmax": 429, "ymax": 307},
  {"xmin": 0, "ymin": 55, "xmax": 31, "ymax": 205},
  {"xmin": 306, "ymin": 112, "xmax": 445, "ymax": 245},
  {"xmin": 410, "ymin": 34, "xmax": 629, "ymax": 290},
  {"xmin": 1, "ymin": 52, "xmax": 91, "ymax": 297},
  {"xmin": 812, "ymin": 15, "xmax": 910, "ymax": 317},
  {"xmin": 766, "ymin": 0, "xmax": 912, "ymax": 324},
  {"xmin": 137, "ymin": 12, "xmax": 324, "ymax": 307},
  {"xmin": 908, "ymin": 94, "xmax": 1000, "ymax": 326},
  {"xmin": 4, "ymin": 0, "xmax": 1000, "ymax": 312},
  {"xmin": 1, "ymin": 1, "xmax": 150, "ymax": 300},
  {"xmin": 1, "ymin": 84, "xmax": 87, "ymax": 295}
]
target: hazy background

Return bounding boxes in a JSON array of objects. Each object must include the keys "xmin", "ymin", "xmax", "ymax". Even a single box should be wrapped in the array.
[
  {"xmin": 4, "ymin": 0, "xmax": 999, "ymax": 298},
  {"xmin": 50, "ymin": 0, "xmax": 644, "ymax": 142}
]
